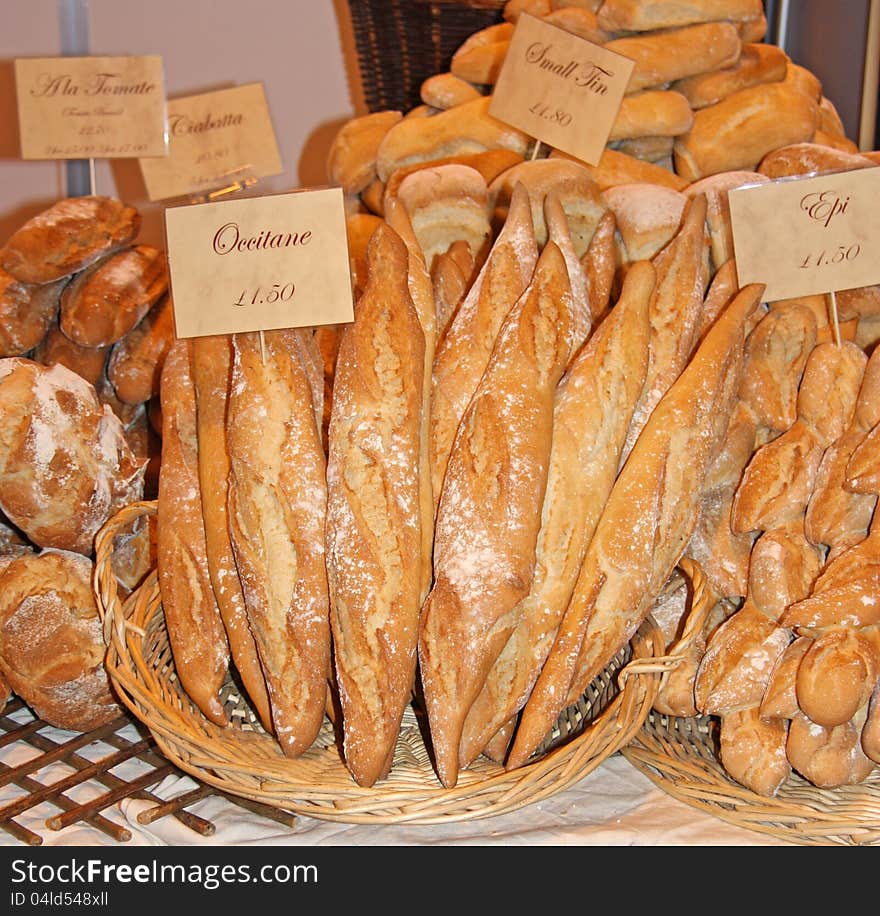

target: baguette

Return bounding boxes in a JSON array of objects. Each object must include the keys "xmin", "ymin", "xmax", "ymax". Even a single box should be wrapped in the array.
[
  {"xmin": 157, "ymin": 338, "xmax": 229, "ymax": 727},
  {"xmin": 508, "ymin": 281, "xmax": 764, "ymax": 768},
  {"xmin": 325, "ymin": 223, "xmax": 426, "ymax": 786},
  {"xmin": 226, "ymin": 328, "xmax": 331, "ymax": 758},
  {"xmin": 458, "ymin": 260, "xmax": 654, "ymax": 766},
  {"xmin": 419, "ymin": 239, "xmax": 575, "ymax": 787},
  {"xmin": 191, "ymin": 334, "xmax": 273, "ymax": 733}
]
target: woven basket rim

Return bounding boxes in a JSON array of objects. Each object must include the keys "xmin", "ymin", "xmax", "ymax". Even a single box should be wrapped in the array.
[
  {"xmin": 94, "ymin": 500, "xmax": 669, "ymax": 825},
  {"xmin": 624, "ymin": 711, "xmax": 880, "ymax": 846}
]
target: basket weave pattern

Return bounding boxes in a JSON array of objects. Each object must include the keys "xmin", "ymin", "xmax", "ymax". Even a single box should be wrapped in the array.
[{"xmin": 95, "ymin": 500, "xmax": 667, "ymax": 825}]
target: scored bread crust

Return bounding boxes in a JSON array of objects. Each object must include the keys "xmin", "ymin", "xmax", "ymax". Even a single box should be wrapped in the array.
[
  {"xmin": 325, "ymin": 223, "xmax": 426, "ymax": 787},
  {"xmin": 157, "ymin": 338, "xmax": 229, "ymax": 727},
  {"xmin": 226, "ymin": 329, "xmax": 331, "ymax": 759},
  {"xmin": 419, "ymin": 239, "xmax": 575, "ymax": 788}
]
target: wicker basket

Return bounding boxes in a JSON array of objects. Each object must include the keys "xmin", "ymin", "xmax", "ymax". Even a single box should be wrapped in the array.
[
  {"xmin": 345, "ymin": 0, "xmax": 507, "ymax": 114},
  {"xmin": 93, "ymin": 500, "xmax": 669, "ymax": 826}
]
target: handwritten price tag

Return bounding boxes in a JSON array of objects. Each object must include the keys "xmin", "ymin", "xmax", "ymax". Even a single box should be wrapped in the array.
[
  {"xmin": 164, "ymin": 187, "xmax": 353, "ymax": 338},
  {"xmin": 728, "ymin": 166, "xmax": 880, "ymax": 301},
  {"xmin": 14, "ymin": 56, "xmax": 167, "ymax": 160},
  {"xmin": 489, "ymin": 12, "xmax": 634, "ymax": 165},
  {"xmin": 139, "ymin": 82, "xmax": 283, "ymax": 201}
]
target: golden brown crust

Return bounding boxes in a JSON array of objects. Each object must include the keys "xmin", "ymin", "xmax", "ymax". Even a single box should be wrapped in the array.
[
  {"xmin": 420, "ymin": 239, "xmax": 575, "ymax": 787},
  {"xmin": 719, "ymin": 706, "xmax": 791, "ymax": 796},
  {"xmin": 325, "ymin": 223, "xmax": 426, "ymax": 786},
  {"xmin": 326, "ymin": 110, "xmax": 404, "ymax": 197},
  {"xmin": 597, "ymin": 0, "xmax": 764, "ymax": 31},
  {"xmin": 0, "ymin": 549, "xmax": 122, "ymax": 731},
  {"xmin": 33, "ymin": 320, "xmax": 109, "ymax": 388},
  {"xmin": 610, "ymin": 89, "xmax": 694, "ymax": 142},
  {"xmin": 0, "ymin": 268, "xmax": 65, "ymax": 357},
  {"xmin": 0, "ymin": 196, "xmax": 140, "ymax": 285},
  {"xmin": 157, "ymin": 338, "xmax": 229, "ymax": 727}
]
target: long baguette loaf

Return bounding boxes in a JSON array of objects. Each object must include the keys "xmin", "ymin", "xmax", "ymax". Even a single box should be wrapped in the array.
[
  {"xmin": 458, "ymin": 259, "xmax": 654, "ymax": 767},
  {"xmin": 191, "ymin": 334, "xmax": 273, "ymax": 732},
  {"xmin": 419, "ymin": 239, "xmax": 575, "ymax": 787},
  {"xmin": 157, "ymin": 338, "xmax": 230, "ymax": 727},
  {"xmin": 508, "ymin": 281, "xmax": 765, "ymax": 768},
  {"xmin": 225, "ymin": 329, "xmax": 331, "ymax": 758},
  {"xmin": 429, "ymin": 181, "xmax": 537, "ymax": 510},
  {"xmin": 325, "ymin": 223, "xmax": 426, "ymax": 787}
]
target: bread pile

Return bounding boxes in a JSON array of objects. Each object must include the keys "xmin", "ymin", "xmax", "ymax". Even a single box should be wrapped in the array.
[
  {"xmin": 328, "ymin": 0, "xmax": 858, "ymax": 219},
  {"xmin": 0, "ymin": 195, "xmax": 167, "ymax": 731}
]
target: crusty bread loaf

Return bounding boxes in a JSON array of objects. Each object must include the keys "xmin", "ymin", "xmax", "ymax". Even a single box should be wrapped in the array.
[
  {"xmin": 597, "ymin": 0, "xmax": 764, "ymax": 31},
  {"xmin": 0, "ymin": 357, "xmax": 145, "ymax": 555},
  {"xmin": 509, "ymin": 282, "xmax": 764, "ymax": 769},
  {"xmin": 786, "ymin": 707, "xmax": 876, "ymax": 788},
  {"xmin": 672, "ymin": 42, "xmax": 788, "ymax": 110},
  {"xmin": 551, "ymin": 146, "xmax": 689, "ymax": 192},
  {"xmin": 760, "ymin": 634, "xmax": 812, "ymax": 720},
  {"xmin": 757, "ymin": 141, "xmax": 876, "ymax": 179},
  {"xmin": 458, "ymin": 260, "xmax": 654, "ymax": 766},
  {"xmin": 581, "ymin": 209, "xmax": 617, "ymax": 323},
  {"xmin": 327, "ymin": 110, "xmax": 404, "ymax": 197},
  {"xmin": 105, "ymin": 294, "xmax": 175, "ymax": 407},
  {"xmin": 0, "ymin": 548, "xmax": 123, "ymax": 731},
  {"xmin": 610, "ymin": 89, "xmax": 694, "ymax": 142},
  {"xmin": 59, "ymin": 245, "xmax": 168, "ymax": 348},
  {"xmin": 619, "ymin": 192, "xmax": 710, "ymax": 465},
  {"xmin": 863, "ymin": 681, "xmax": 880, "ymax": 763},
  {"xmin": 157, "ymin": 338, "xmax": 229, "ymax": 727},
  {"xmin": 375, "ymin": 96, "xmax": 531, "ymax": 183},
  {"xmin": 606, "ymin": 21, "xmax": 742, "ymax": 94},
  {"xmin": 719, "ymin": 706, "xmax": 792, "ymax": 796},
  {"xmin": 0, "ymin": 196, "xmax": 140, "ymax": 285},
  {"xmin": 191, "ymin": 333, "xmax": 273, "ymax": 734},
  {"xmin": 33, "ymin": 319, "xmax": 109, "ymax": 388},
  {"xmin": 449, "ymin": 22, "xmax": 514, "ymax": 85},
  {"xmin": 226, "ymin": 328, "xmax": 332, "ymax": 758},
  {"xmin": 325, "ymin": 223, "xmax": 426, "ymax": 786},
  {"xmin": 542, "ymin": 5, "xmax": 610, "ymax": 42},
  {"xmin": 420, "ymin": 72, "xmax": 483, "ymax": 111},
  {"xmin": 673, "ymin": 81, "xmax": 819, "ymax": 182},
  {"xmin": 430, "ymin": 181, "xmax": 538, "ymax": 510},
  {"xmin": 0, "ymin": 268, "xmax": 65, "ymax": 357},
  {"xmin": 420, "ymin": 239, "xmax": 575, "ymax": 787},
  {"xmin": 602, "ymin": 182, "xmax": 688, "ymax": 264},
  {"xmin": 431, "ymin": 241, "xmax": 474, "ymax": 339}
]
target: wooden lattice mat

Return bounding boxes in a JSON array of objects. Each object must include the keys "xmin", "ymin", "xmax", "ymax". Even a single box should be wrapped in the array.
[{"xmin": 0, "ymin": 697, "xmax": 297, "ymax": 845}]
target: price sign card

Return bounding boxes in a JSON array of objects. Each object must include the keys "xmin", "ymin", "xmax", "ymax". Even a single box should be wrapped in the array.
[
  {"xmin": 489, "ymin": 12, "xmax": 634, "ymax": 165},
  {"xmin": 729, "ymin": 167, "xmax": 880, "ymax": 301},
  {"xmin": 139, "ymin": 82, "xmax": 283, "ymax": 201},
  {"xmin": 15, "ymin": 55, "xmax": 167, "ymax": 159},
  {"xmin": 165, "ymin": 187, "xmax": 353, "ymax": 338}
]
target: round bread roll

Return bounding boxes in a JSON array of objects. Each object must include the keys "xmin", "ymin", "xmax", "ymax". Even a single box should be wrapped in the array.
[
  {"xmin": 0, "ymin": 357, "xmax": 145, "ymax": 555},
  {"xmin": 0, "ymin": 196, "xmax": 140, "ymax": 285},
  {"xmin": 610, "ymin": 89, "xmax": 694, "ymax": 142},
  {"xmin": 420, "ymin": 72, "xmax": 483, "ymax": 110},
  {"xmin": 0, "ymin": 548, "xmax": 122, "ymax": 731}
]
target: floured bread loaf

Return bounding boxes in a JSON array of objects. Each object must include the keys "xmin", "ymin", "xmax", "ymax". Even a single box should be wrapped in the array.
[
  {"xmin": 33, "ymin": 320, "xmax": 110, "ymax": 388},
  {"xmin": 0, "ymin": 357, "xmax": 145, "ymax": 555},
  {"xmin": 0, "ymin": 548, "xmax": 122, "ymax": 731},
  {"xmin": 0, "ymin": 196, "xmax": 140, "ymax": 285},
  {"xmin": 106, "ymin": 294, "xmax": 175, "ymax": 406},
  {"xmin": 0, "ymin": 268, "xmax": 66, "ymax": 357}
]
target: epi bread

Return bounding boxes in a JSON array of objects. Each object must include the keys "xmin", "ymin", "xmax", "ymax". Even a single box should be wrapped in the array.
[
  {"xmin": 33, "ymin": 320, "xmax": 109, "ymax": 388},
  {"xmin": 157, "ymin": 338, "xmax": 229, "ymax": 727},
  {"xmin": 786, "ymin": 707, "xmax": 876, "ymax": 788},
  {"xmin": 457, "ymin": 259, "xmax": 654, "ymax": 766},
  {"xmin": 419, "ymin": 239, "xmax": 575, "ymax": 787},
  {"xmin": 597, "ymin": 0, "xmax": 764, "ymax": 31},
  {"xmin": 673, "ymin": 81, "xmax": 819, "ymax": 182},
  {"xmin": 327, "ymin": 109, "xmax": 403, "ymax": 196},
  {"xmin": 719, "ymin": 706, "xmax": 792, "ymax": 796},
  {"xmin": 0, "ymin": 196, "xmax": 140, "ymax": 285},
  {"xmin": 226, "ymin": 329, "xmax": 331, "ymax": 758},
  {"xmin": 429, "ymin": 181, "xmax": 537, "ymax": 510},
  {"xmin": 605, "ymin": 22, "xmax": 742, "ymax": 94},
  {"xmin": 0, "ymin": 268, "xmax": 65, "ymax": 357},
  {"xmin": 191, "ymin": 333, "xmax": 273, "ymax": 733},
  {"xmin": 760, "ymin": 635, "xmax": 813, "ymax": 720},
  {"xmin": 508, "ymin": 281, "xmax": 765, "ymax": 769},
  {"xmin": 672, "ymin": 42, "xmax": 789, "ymax": 109},
  {"xmin": 487, "ymin": 157, "xmax": 608, "ymax": 256},
  {"xmin": 0, "ymin": 548, "xmax": 122, "ymax": 731},
  {"xmin": 863, "ymin": 682, "xmax": 880, "ymax": 763},
  {"xmin": 610, "ymin": 89, "xmax": 694, "ymax": 142},
  {"xmin": 325, "ymin": 223, "xmax": 426, "ymax": 787},
  {"xmin": 0, "ymin": 357, "xmax": 145, "ymax": 555},
  {"xmin": 58, "ymin": 244, "xmax": 168, "ymax": 348},
  {"xmin": 105, "ymin": 294, "xmax": 175, "ymax": 406},
  {"xmin": 375, "ymin": 96, "xmax": 531, "ymax": 183}
]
